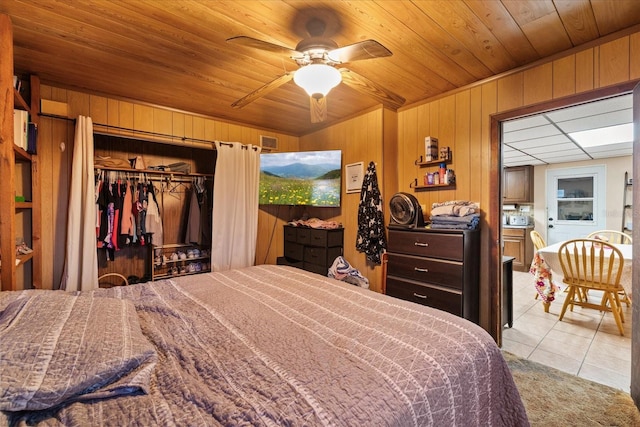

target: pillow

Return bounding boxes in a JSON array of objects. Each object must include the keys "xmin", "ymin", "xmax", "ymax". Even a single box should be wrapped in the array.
[{"xmin": 0, "ymin": 292, "xmax": 157, "ymax": 411}]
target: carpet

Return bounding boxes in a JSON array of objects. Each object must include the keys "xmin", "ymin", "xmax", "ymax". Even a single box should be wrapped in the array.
[{"xmin": 503, "ymin": 351, "xmax": 640, "ymax": 426}]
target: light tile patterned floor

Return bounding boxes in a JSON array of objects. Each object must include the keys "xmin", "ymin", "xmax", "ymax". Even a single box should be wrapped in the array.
[{"xmin": 502, "ymin": 270, "xmax": 632, "ymax": 392}]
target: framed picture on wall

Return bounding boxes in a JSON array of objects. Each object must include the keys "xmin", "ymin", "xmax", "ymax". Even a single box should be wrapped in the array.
[{"xmin": 345, "ymin": 162, "xmax": 364, "ymax": 193}]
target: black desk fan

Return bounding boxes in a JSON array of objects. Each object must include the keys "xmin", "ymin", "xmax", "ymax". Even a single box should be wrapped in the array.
[{"xmin": 388, "ymin": 192, "xmax": 425, "ymax": 229}]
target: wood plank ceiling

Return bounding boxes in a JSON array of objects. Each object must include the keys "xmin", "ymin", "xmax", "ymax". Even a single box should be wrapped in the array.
[{"xmin": 2, "ymin": 0, "xmax": 640, "ymax": 136}]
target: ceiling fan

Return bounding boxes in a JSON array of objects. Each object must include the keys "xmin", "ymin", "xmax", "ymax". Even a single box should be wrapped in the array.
[{"xmin": 227, "ymin": 17, "xmax": 405, "ymax": 123}]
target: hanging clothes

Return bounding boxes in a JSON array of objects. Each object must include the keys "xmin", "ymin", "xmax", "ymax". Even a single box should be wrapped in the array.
[
  {"xmin": 355, "ymin": 161, "xmax": 387, "ymax": 265},
  {"xmin": 145, "ymin": 184, "xmax": 164, "ymax": 246},
  {"xmin": 185, "ymin": 187, "xmax": 201, "ymax": 244}
]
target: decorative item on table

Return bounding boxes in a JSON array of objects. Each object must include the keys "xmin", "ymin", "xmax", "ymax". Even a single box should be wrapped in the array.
[
  {"xmin": 429, "ymin": 200, "xmax": 480, "ymax": 230},
  {"xmin": 424, "ymin": 136, "xmax": 438, "ymax": 162},
  {"xmin": 439, "ymin": 146, "xmax": 450, "ymax": 160}
]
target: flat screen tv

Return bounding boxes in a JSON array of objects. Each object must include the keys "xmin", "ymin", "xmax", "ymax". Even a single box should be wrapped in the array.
[{"xmin": 259, "ymin": 150, "xmax": 342, "ymax": 207}]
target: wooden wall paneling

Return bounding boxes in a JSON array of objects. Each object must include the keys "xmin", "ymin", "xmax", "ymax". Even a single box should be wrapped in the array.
[
  {"xmin": 172, "ymin": 112, "xmax": 185, "ymax": 140},
  {"xmin": 437, "ymin": 95, "xmax": 457, "ymax": 204},
  {"xmin": 66, "ymin": 90, "xmax": 90, "ymax": 122},
  {"xmin": 89, "ymin": 94, "xmax": 108, "ymax": 124},
  {"xmin": 119, "ymin": 100, "xmax": 134, "ymax": 136},
  {"xmin": 133, "ymin": 104, "xmax": 153, "ymax": 133},
  {"xmin": 107, "ymin": 98, "xmax": 119, "ymax": 127},
  {"xmin": 469, "ymin": 86, "xmax": 484, "ymax": 218},
  {"xmin": 553, "ymin": 55, "xmax": 576, "ymax": 98},
  {"xmin": 454, "ymin": 91, "xmax": 472, "ymax": 200},
  {"xmin": 593, "ymin": 46, "xmax": 601, "ymax": 88},
  {"xmin": 497, "ymin": 73, "xmax": 524, "ymax": 112},
  {"xmin": 575, "ymin": 48, "xmax": 595, "ymax": 93},
  {"xmin": 154, "ymin": 108, "xmax": 172, "ymax": 137},
  {"xmin": 632, "ymin": 33, "xmax": 640, "ymax": 79},
  {"xmin": 399, "ymin": 107, "xmax": 417, "ymax": 195},
  {"xmin": 481, "ymin": 80, "xmax": 498, "ymax": 333},
  {"xmin": 53, "ymin": 119, "xmax": 74, "ymax": 289},
  {"xmin": 599, "ymin": 36, "xmax": 630, "ymax": 87},
  {"xmin": 381, "ymin": 109, "xmax": 398, "ymax": 208},
  {"xmin": 523, "ymin": 63, "xmax": 553, "ymax": 105}
]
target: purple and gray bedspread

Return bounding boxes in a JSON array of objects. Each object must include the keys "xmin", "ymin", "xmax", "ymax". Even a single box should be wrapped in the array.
[{"xmin": 0, "ymin": 265, "xmax": 529, "ymax": 426}]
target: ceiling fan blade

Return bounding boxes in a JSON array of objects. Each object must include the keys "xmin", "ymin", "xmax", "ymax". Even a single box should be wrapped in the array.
[
  {"xmin": 328, "ymin": 40, "xmax": 392, "ymax": 63},
  {"xmin": 310, "ymin": 96, "xmax": 327, "ymax": 123},
  {"xmin": 231, "ymin": 73, "xmax": 294, "ymax": 109},
  {"xmin": 226, "ymin": 36, "xmax": 300, "ymax": 56},
  {"xmin": 340, "ymin": 68, "xmax": 405, "ymax": 110}
]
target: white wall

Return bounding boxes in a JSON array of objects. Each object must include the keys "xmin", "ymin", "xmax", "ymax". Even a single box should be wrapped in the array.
[{"xmin": 532, "ymin": 155, "xmax": 633, "ymax": 242}]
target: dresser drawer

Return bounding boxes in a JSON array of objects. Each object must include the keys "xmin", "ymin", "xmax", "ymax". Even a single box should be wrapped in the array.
[
  {"xmin": 309, "ymin": 228, "xmax": 343, "ymax": 247},
  {"xmin": 284, "ymin": 242, "xmax": 304, "ymax": 261},
  {"xmin": 296, "ymin": 228, "xmax": 311, "ymax": 245},
  {"xmin": 388, "ymin": 230, "xmax": 464, "ymax": 261},
  {"xmin": 386, "ymin": 277, "xmax": 462, "ymax": 316},
  {"xmin": 387, "ymin": 253, "xmax": 463, "ymax": 290},
  {"xmin": 284, "ymin": 226, "xmax": 298, "ymax": 242},
  {"xmin": 304, "ymin": 246, "xmax": 342, "ymax": 266}
]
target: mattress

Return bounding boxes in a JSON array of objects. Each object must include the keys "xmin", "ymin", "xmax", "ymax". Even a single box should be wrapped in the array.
[{"xmin": 0, "ymin": 265, "xmax": 529, "ymax": 426}]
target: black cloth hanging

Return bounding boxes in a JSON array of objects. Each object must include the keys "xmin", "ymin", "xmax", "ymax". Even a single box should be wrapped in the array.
[{"xmin": 355, "ymin": 161, "xmax": 387, "ymax": 264}]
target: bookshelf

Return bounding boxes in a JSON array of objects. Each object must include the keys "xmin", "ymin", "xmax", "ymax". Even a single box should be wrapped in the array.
[{"xmin": 1, "ymin": 15, "xmax": 41, "ymax": 290}]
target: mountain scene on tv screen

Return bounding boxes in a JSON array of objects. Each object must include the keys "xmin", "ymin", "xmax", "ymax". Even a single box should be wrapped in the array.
[{"xmin": 260, "ymin": 161, "xmax": 341, "ymax": 206}]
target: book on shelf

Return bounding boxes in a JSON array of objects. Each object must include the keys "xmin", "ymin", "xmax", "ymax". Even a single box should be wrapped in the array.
[
  {"xmin": 27, "ymin": 122, "xmax": 37, "ymax": 154},
  {"xmin": 13, "ymin": 109, "xmax": 28, "ymax": 150}
]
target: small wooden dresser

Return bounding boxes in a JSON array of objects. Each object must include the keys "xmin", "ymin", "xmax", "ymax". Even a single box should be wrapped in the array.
[
  {"xmin": 278, "ymin": 225, "xmax": 344, "ymax": 275},
  {"xmin": 385, "ymin": 228, "xmax": 480, "ymax": 323}
]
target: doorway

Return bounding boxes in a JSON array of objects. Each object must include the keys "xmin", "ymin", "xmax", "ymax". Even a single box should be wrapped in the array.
[{"xmin": 546, "ymin": 165, "xmax": 607, "ymax": 244}]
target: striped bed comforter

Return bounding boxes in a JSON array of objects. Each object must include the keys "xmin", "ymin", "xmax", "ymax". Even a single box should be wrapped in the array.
[{"xmin": 0, "ymin": 265, "xmax": 529, "ymax": 426}]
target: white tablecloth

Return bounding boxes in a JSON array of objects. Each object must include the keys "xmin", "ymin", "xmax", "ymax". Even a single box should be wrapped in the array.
[{"xmin": 530, "ymin": 241, "xmax": 632, "ymax": 306}]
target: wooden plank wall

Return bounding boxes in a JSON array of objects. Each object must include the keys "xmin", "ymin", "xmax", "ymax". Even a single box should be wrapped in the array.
[
  {"xmin": 36, "ymin": 85, "xmax": 299, "ymax": 289},
  {"xmin": 397, "ymin": 32, "xmax": 640, "ymax": 332},
  {"xmin": 299, "ymin": 108, "xmax": 385, "ymax": 292}
]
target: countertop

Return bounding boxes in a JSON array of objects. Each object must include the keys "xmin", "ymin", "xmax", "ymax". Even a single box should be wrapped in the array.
[{"xmin": 503, "ymin": 225, "xmax": 534, "ymax": 229}]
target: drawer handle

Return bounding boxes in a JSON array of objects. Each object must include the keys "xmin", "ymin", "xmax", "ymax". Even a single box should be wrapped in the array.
[
  {"xmin": 413, "ymin": 293, "xmax": 428, "ymax": 299},
  {"xmin": 414, "ymin": 242, "xmax": 429, "ymax": 247},
  {"xmin": 414, "ymin": 267, "xmax": 429, "ymax": 273}
]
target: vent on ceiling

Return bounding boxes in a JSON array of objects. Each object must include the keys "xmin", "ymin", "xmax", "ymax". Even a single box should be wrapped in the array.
[{"xmin": 260, "ymin": 135, "xmax": 278, "ymax": 151}]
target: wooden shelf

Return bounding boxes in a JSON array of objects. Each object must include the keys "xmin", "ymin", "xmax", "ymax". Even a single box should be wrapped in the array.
[
  {"xmin": 415, "ymin": 153, "xmax": 452, "ymax": 167},
  {"xmin": 410, "ymin": 181, "xmax": 456, "ymax": 191},
  {"xmin": 13, "ymin": 145, "xmax": 31, "ymax": 162},
  {"xmin": 15, "ymin": 201, "xmax": 33, "ymax": 209}
]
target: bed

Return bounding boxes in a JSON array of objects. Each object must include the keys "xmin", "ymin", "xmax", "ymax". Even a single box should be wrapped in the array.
[{"xmin": 1, "ymin": 265, "xmax": 529, "ymax": 426}]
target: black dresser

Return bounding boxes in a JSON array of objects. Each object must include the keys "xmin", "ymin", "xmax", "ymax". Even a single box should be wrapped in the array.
[
  {"xmin": 385, "ymin": 228, "xmax": 480, "ymax": 323},
  {"xmin": 277, "ymin": 225, "xmax": 344, "ymax": 275}
]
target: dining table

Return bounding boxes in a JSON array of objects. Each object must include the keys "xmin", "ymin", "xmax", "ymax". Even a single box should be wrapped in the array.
[{"xmin": 529, "ymin": 240, "xmax": 633, "ymax": 312}]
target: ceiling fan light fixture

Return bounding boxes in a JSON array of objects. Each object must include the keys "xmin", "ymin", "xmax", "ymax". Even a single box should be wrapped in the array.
[{"xmin": 293, "ymin": 64, "xmax": 342, "ymax": 97}]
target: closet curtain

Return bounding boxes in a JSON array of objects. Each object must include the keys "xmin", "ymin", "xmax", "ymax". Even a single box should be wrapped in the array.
[
  {"xmin": 211, "ymin": 141, "xmax": 261, "ymax": 271},
  {"xmin": 60, "ymin": 116, "xmax": 99, "ymax": 291}
]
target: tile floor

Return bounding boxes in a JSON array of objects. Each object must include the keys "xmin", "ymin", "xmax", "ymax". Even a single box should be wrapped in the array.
[{"xmin": 502, "ymin": 270, "xmax": 632, "ymax": 393}]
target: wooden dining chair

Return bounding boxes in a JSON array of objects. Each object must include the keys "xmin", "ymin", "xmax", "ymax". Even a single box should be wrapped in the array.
[
  {"xmin": 557, "ymin": 238, "xmax": 626, "ymax": 336},
  {"xmin": 586, "ymin": 230, "xmax": 632, "ymax": 306},
  {"xmin": 586, "ymin": 230, "xmax": 632, "ymax": 244},
  {"xmin": 530, "ymin": 230, "xmax": 546, "ymax": 300}
]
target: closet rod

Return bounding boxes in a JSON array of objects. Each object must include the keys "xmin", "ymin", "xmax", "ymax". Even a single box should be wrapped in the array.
[
  {"xmin": 95, "ymin": 166, "xmax": 213, "ymax": 178},
  {"xmin": 40, "ymin": 113, "xmax": 217, "ymax": 147},
  {"xmin": 217, "ymin": 141, "xmax": 259, "ymax": 151},
  {"xmin": 95, "ymin": 172, "xmax": 206, "ymax": 184}
]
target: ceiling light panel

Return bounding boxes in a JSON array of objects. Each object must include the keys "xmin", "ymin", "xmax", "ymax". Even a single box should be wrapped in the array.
[
  {"xmin": 502, "ymin": 124, "xmax": 560, "ymax": 143},
  {"xmin": 554, "ymin": 109, "xmax": 632, "ymax": 133},
  {"xmin": 502, "ymin": 115, "xmax": 550, "ymax": 132}
]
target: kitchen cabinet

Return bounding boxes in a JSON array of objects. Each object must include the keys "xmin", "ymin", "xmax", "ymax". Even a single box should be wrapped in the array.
[
  {"xmin": 503, "ymin": 166, "xmax": 534, "ymax": 203},
  {"xmin": 503, "ymin": 227, "xmax": 533, "ymax": 272}
]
